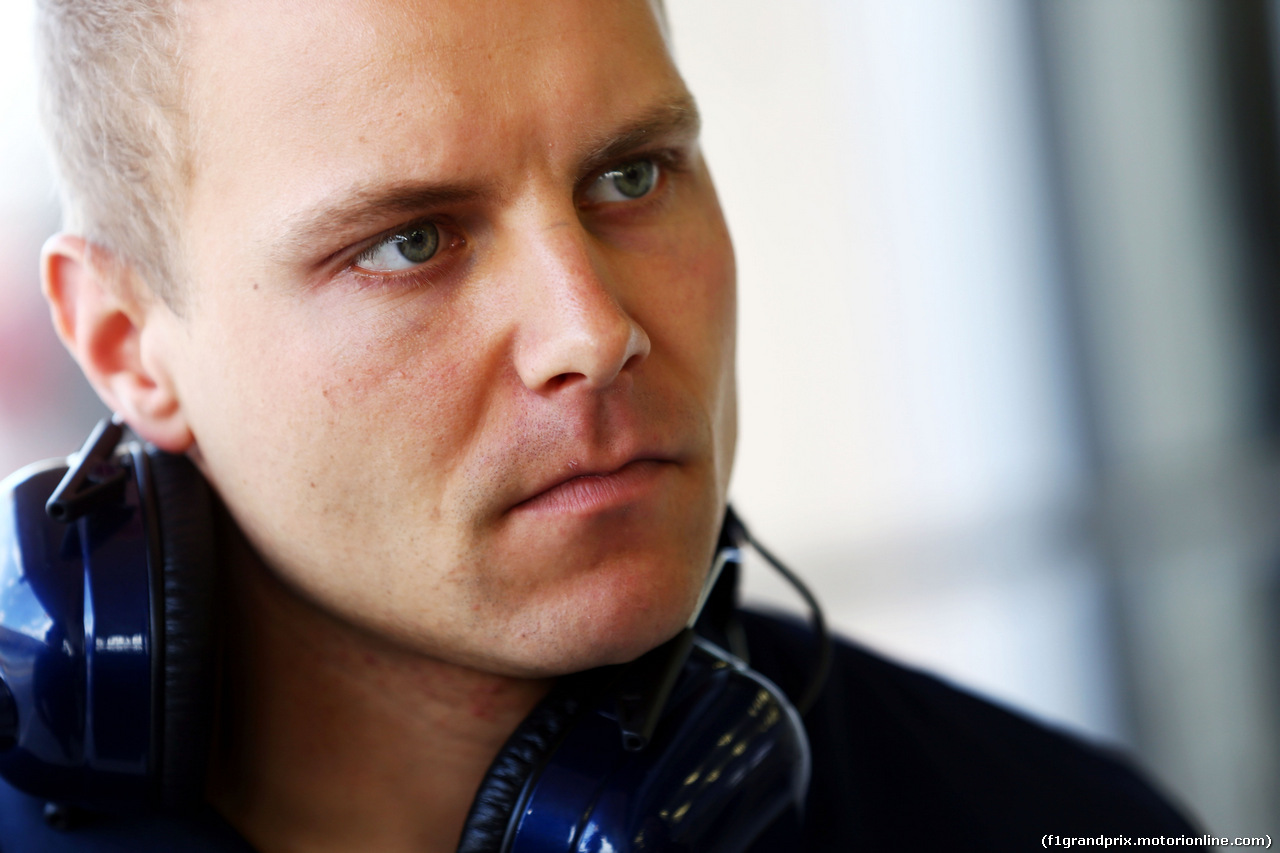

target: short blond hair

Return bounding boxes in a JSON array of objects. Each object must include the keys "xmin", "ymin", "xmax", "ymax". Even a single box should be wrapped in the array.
[{"xmin": 35, "ymin": 0, "xmax": 188, "ymax": 307}]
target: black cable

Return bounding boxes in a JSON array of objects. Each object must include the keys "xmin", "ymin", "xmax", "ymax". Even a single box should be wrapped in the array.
[{"xmin": 728, "ymin": 508, "xmax": 833, "ymax": 717}]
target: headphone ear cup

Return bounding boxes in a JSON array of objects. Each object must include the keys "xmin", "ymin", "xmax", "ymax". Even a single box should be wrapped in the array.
[
  {"xmin": 142, "ymin": 448, "xmax": 219, "ymax": 809},
  {"xmin": 457, "ymin": 675, "xmax": 596, "ymax": 853}
]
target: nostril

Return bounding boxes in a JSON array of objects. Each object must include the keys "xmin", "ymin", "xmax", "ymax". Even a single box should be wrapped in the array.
[
  {"xmin": 543, "ymin": 373, "xmax": 575, "ymax": 392},
  {"xmin": 621, "ymin": 343, "xmax": 648, "ymax": 374}
]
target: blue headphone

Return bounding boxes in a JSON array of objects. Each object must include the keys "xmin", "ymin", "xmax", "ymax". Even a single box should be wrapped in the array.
[{"xmin": 0, "ymin": 415, "xmax": 827, "ymax": 852}]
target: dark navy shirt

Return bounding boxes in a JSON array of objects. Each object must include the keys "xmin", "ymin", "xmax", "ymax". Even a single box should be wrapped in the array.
[
  {"xmin": 740, "ymin": 612, "xmax": 1204, "ymax": 852},
  {"xmin": 0, "ymin": 612, "xmax": 1204, "ymax": 852}
]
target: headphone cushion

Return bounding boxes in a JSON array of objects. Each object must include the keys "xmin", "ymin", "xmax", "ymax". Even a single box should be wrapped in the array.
[
  {"xmin": 145, "ymin": 449, "xmax": 219, "ymax": 810},
  {"xmin": 457, "ymin": 672, "xmax": 601, "ymax": 853}
]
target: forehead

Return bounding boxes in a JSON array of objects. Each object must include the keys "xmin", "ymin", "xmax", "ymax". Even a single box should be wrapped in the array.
[
  {"xmin": 187, "ymin": 0, "xmax": 671, "ymax": 122},
  {"xmin": 183, "ymin": 0, "xmax": 682, "ymax": 234}
]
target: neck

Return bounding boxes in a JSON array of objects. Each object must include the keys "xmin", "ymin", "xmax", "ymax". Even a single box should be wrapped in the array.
[{"xmin": 206, "ymin": 525, "xmax": 551, "ymax": 853}]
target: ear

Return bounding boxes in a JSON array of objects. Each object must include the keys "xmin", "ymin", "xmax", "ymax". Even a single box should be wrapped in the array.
[{"xmin": 41, "ymin": 234, "xmax": 194, "ymax": 454}]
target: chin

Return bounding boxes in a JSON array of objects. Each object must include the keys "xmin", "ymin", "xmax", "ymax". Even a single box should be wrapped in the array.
[{"xmin": 489, "ymin": 553, "xmax": 705, "ymax": 678}]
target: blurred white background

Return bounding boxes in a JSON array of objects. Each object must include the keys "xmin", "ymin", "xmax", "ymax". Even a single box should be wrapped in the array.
[{"xmin": 3, "ymin": 0, "xmax": 1278, "ymax": 841}]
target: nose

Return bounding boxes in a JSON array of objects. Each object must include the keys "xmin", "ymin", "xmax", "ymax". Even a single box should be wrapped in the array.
[{"xmin": 512, "ymin": 223, "xmax": 651, "ymax": 393}]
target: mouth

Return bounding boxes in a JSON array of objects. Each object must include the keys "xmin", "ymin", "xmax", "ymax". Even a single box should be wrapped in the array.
[{"xmin": 509, "ymin": 458, "xmax": 674, "ymax": 516}]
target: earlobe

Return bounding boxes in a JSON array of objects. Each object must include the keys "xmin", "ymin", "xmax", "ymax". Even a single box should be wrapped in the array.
[{"xmin": 41, "ymin": 234, "xmax": 194, "ymax": 454}]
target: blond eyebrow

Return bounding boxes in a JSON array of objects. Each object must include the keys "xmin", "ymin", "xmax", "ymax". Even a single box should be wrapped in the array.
[
  {"xmin": 578, "ymin": 93, "xmax": 702, "ymax": 179},
  {"xmin": 268, "ymin": 182, "xmax": 490, "ymax": 268},
  {"xmin": 267, "ymin": 92, "xmax": 701, "ymax": 268}
]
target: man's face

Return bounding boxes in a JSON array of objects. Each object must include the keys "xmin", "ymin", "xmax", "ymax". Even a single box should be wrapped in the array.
[{"xmin": 154, "ymin": 0, "xmax": 737, "ymax": 676}]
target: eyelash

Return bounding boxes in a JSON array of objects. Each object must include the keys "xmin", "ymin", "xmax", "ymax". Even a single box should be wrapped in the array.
[
  {"xmin": 341, "ymin": 147, "xmax": 690, "ymax": 285},
  {"xmin": 344, "ymin": 218, "xmax": 464, "ymax": 288},
  {"xmin": 580, "ymin": 148, "xmax": 688, "ymax": 209}
]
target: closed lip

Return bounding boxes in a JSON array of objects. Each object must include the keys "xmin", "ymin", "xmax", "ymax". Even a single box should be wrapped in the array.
[{"xmin": 508, "ymin": 456, "xmax": 675, "ymax": 515}]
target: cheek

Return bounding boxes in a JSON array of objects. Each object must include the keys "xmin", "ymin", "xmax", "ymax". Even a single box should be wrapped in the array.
[
  {"xmin": 620, "ymin": 211, "xmax": 737, "ymax": 493},
  {"xmin": 319, "ymin": 311, "xmax": 481, "ymax": 455},
  {"xmin": 632, "ymin": 207, "xmax": 737, "ymax": 400},
  {"xmin": 179, "ymin": 286, "xmax": 496, "ymax": 544},
  {"xmin": 678, "ymin": 204, "xmax": 738, "ymax": 484},
  {"xmin": 698, "ymin": 246, "xmax": 738, "ymax": 489},
  {"xmin": 300, "ymin": 297, "xmax": 501, "ymax": 504}
]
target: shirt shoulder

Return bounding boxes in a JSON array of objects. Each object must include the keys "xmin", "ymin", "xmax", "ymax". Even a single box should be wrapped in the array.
[
  {"xmin": 0, "ymin": 777, "xmax": 256, "ymax": 853},
  {"xmin": 737, "ymin": 609, "xmax": 1207, "ymax": 853}
]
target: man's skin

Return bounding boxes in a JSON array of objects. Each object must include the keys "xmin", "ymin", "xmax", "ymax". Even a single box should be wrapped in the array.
[{"xmin": 40, "ymin": 0, "xmax": 737, "ymax": 850}]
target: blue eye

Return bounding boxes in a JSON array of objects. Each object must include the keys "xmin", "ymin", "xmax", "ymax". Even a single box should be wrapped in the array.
[
  {"xmin": 585, "ymin": 159, "xmax": 659, "ymax": 204},
  {"xmin": 354, "ymin": 223, "xmax": 440, "ymax": 273}
]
